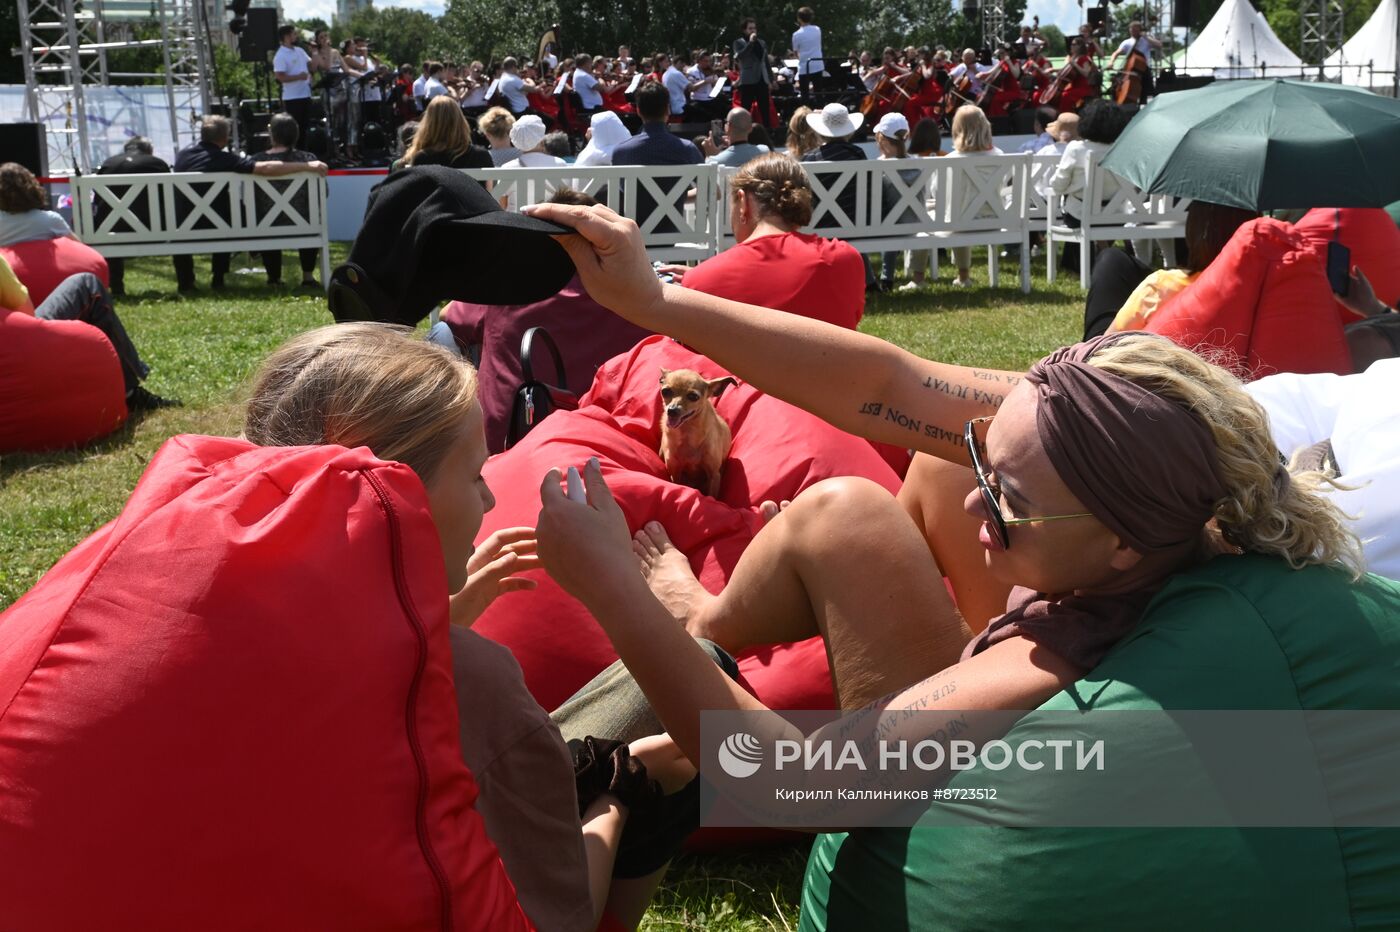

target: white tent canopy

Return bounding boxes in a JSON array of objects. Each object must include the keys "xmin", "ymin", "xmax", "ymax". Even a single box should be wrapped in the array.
[
  {"xmin": 1324, "ymin": 0, "xmax": 1398, "ymax": 92},
  {"xmin": 1172, "ymin": 0, "xmax": 1306, "ymax": 78}
]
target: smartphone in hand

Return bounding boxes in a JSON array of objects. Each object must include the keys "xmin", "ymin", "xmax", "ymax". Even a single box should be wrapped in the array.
[
  {"xmin": 710, "ymin": 119, "xmax": 725, "ymax": 148},
  {"xmin": 1326, "ymin": 241, "xmax": 1352, "ymax": 297}
]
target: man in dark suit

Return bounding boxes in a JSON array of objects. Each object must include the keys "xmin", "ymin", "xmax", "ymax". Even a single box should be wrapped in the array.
[
  {"xmin": 611, "ymin": 81, "xmax": 701, "ymax": 236},
  {"xmin": 94, "ymin": 137, "xmax": 170, "ymax": 296}
]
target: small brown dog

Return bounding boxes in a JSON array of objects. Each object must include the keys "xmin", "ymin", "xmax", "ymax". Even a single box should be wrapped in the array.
[{"xmin": 658, "ymin": 368, "xmax": 736, "ymax": 497}]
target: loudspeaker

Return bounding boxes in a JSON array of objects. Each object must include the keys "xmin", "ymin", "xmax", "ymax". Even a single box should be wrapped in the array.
[
  {"xmin": 1087, "ymin": 6, "xmax": 1108, "ymax": 31},
  {"xmin": 238, "ymin": 9, "xmax": 278, "ymax": 63},
  {"xmin": 0, "ymin": 123, "xmax": 47, "ymax": 177},
  {"xmin": 1172, "ymin": 0, "xmax": 1192, "ymax": 28}
]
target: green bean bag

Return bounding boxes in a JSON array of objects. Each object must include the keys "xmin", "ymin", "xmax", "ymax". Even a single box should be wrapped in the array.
[{"xmin": 801, "ymin": 555, "xmax": 1400, "ymax": 931}]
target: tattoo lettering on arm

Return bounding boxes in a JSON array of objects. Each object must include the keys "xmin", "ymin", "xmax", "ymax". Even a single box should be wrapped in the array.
[{"xmin": 857, "ymin": 400, "xmax": 965, "ymax": 446}]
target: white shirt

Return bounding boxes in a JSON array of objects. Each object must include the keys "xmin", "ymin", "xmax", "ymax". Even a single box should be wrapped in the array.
[
  {"xmin": 499, "ymin": 151, "xmax": 568, "ymax": 211},
  {"xmin": 1047, "ymin": 138, "xmax": 1119, "ymax": 219},
  {"xmin": 412, "ymin": 74, "xmax": 428, "ymax": 110},
  {"xmin": 423, "ymin": 77, "xmax": 449, "ymax": 100},
  {"xmin": 662, "ymin": 65, "xmax": 689, "ymax": 114},
  {"xmin": 361, "ymin": 56, "xmax": 382, "ymax": 101},
  {"xmin": 686, "ymin": 66, "xmax": 716, "ymax": 100},
  {"xmin": 462, "ymin": 81, "xmax": 489, "ymax": 107},
  {"xmin": 1116, "ymin": 36, "xmax": 1153, "ymax": 61},
  {"xmin": 948, "ymin": 62, "xmax": 985, "ymax": 94},
  {"xmin": 792, "ymin": 23, "xmax": 824, "ymax": 75},
  {"xmin": 573, "ymin": 69, "xmax": 602, "ymax": 109},
  {"xmin": 499, "ymin": 72, "xmax": 530, "ymax": 113},
  {"xmin": 273, "ymin": 45, "xmax": 312, "ymax": 100},
  {"xmin": 543, "ymin": 52, "xmax": 559, "ymax": 70},
  {"xmin": 1247, "ymin": 358, "xmax": 1400, "ymax": 579}
]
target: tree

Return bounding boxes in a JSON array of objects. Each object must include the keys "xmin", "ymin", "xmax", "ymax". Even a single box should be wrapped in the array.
[
  {"xmin": 438, "ymin": 0, "xmax": 557, "ymax": 62},
  {"xmin": 334, "ymin": 7, "xmax": 449, "ymax": 68},
  {"xmin": 1037, "ymin": 24, "xmax": 1066, "ymax": 57},
  {"xmin": 296, "ymin": 17, "xmax": 331, "ymax": 35}
]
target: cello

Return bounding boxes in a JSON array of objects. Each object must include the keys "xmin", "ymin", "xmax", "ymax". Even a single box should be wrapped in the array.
[
  {"xmin": 1113, "ymin": 48, "xmax": 1148, "ymax": 104},
  {"xmin": 1038, "ymin": 58, "xmax": 1077, "ymax": 106},
  {"xmin": 860, "ymin": 65, "xmax": 916, "ymax": 120}
]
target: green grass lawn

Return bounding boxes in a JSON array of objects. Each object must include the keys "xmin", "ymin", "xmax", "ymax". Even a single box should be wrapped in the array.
[{"xmin": 0, "ymin": 250, "xmax": 1084, "ymax": 930}]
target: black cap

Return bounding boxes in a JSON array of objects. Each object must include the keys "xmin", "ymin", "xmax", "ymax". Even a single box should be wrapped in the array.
[{"xmin": 328, "ymin": 164, "xmax": 576, "ymax": 325}]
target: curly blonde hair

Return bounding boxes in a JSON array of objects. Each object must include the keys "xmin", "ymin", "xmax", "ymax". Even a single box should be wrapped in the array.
[
  {"xmin": 244, "ymin": 323, "xmax": 479, "ymax": 483},
  {"xmin": 786, "ymin": 106, "xmax": 821, "ymax": 159},
  {"xmin": 1086, "ymin": 334, "xmax": 1365, "ymax": 578}
]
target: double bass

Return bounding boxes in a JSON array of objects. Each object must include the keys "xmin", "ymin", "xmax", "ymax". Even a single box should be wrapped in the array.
[{"xmin": 1113, "ymin": 49, "xmax": 1149, "ymax": 104}]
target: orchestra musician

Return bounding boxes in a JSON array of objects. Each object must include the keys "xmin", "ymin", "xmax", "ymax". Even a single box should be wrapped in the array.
[
  {"xmin": 975, "ymin": 46, "xmax": 1025, "ymax": 119},
  {"xmin": 1107, "ymin": 21, "xmax": 1162, "ymax": 101},
  {"xmin": 945, "ymin": 48, "xmax": 985, "ymax": 113},
  {"xmin": 859, "ymin": 47, "xmax": 914, "ymax": 122},
  {"xmin": 902, "ymin": 47, "xmax": 947, "ymax": 127},
  {"xmin": 1043, "ymin": 36, "xmax": 1098, "ymax": 111}
]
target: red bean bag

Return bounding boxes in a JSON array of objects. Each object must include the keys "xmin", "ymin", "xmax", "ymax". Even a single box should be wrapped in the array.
[
  {"xmin": 473, "ymin": 336, "xmax": 902, "ymax": 713},
  {"xmin": 0, "ymin": 437, "xmax": 532, "ymax": 931},
  {"xmin": 1293, "ymin": 207, "xmax": 1400, "ymax": 310},
  {"xmin": 0, "ymin": 308, "xmax": 127, "ymax": 453},
  {"xmin": 0, "ymin": 235, "xmax": 109, "ymax": 308},
  {"xmin": 1144, "ymin": 218, "xmax": 1353, "ymax": 378}
]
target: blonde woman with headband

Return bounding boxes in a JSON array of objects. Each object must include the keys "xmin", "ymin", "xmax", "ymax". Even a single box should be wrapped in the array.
[{"xmin": 521, "ymin": 196, "xmax": 1400, "ymax": 927}]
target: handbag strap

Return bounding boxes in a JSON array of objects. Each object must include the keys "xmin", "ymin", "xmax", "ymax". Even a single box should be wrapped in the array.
[{"xmin": 520, "ymin": 326, "xmax": 569, "ymax": 388}]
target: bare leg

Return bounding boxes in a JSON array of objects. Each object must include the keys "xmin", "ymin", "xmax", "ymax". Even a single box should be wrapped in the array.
[
  {"xmin": 634, "ymin": 477, "xmax": 971, "ymax": 710},
  {"xmin": 896, "ymin": 453, "xmax": 1013, "ymax": 634}
]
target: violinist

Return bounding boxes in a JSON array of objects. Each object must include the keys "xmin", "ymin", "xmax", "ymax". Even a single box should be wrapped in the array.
[{"xmin": 1108, "ymin": 21, "xmax": 1161, "ymax": 100}]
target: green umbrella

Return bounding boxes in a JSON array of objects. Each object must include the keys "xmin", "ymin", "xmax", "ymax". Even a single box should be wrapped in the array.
[{"xmin": 1099, "ymin": 79, "xmax": 1400, "ymax": 211}]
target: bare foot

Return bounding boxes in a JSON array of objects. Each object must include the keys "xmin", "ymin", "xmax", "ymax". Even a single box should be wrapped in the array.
[
  {"xmin": 632, "ymin": 521, "xmax": 717, "ymax": 637},
  {"xmin": 758, "ymin": 500, "xmax": 792, "ymax": 524}
]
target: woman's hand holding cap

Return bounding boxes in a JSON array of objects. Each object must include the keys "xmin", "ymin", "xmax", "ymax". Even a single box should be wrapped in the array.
[{"xmin": 522, "ymin": 202, "xmax": 666, "ymax": 319}]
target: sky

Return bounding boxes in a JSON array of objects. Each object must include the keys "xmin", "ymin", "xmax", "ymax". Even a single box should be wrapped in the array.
[{"xmin": 279, "ymin": 0, "xmax": 1091, "ymax": 41}]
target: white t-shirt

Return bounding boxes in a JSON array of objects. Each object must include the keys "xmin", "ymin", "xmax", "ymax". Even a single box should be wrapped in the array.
[
  {"xmin": 423, "ymin": 77, "xmax": 449, "ymax": 100},
  {"xmin": 412, "ymin": 74, "xmax": 428, "ymax": 109},
  {"xmin": 1116, "ymin": 36, "xmax": 1154, "ymax": 61},
  {"xmin": 573, "ymin": 69, "xmax": 602, "ymax": 109},
  {"xmin": 662, "ymin": 65, "xmax": 689, "ymax": 114},
  {"xmin": 499, "ymin": 72, "xmax": 530, "ymax": 113},
  {"xmin": 1247, "ymin": 358, "xmax": 1400, "ymax": 579},
  {"xmin": 273, "ymin": 45, "xmax": 312, "ymax": 100},
  {"xmin": 687, "ymin": 66, "xmax": 716, "ymax": 100},
  {"xmin": 792, "ymin": 23, "xmax": 824, "ymax": 75},
  {"xmin": 361, "ymin": 57, "xmax": 382, "ymax": 101}
]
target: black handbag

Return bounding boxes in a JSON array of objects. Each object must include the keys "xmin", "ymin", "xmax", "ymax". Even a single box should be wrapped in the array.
[{"xmin": 505, "ymin": 326, "xmax": 578, "ymax": 449}]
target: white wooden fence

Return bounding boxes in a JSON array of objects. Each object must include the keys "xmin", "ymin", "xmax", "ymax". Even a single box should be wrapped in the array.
[
  {"xmin": 67, "ymin": 153, "xmax": 1184, "ymax": 292},
  {"xmin": 70, "ymin": 172, "xmax": 332, "ymax": 283}
]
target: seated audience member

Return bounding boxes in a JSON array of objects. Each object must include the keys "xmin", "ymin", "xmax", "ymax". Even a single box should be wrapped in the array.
[
  {"xmin": 660, "ymin": 153, "xmax": 864, "ymax": 329},
  {"xmin": 444, "ymin": 189, "xmax": 653, "ymax": 452},
  {"xmin": 909, "ymin": 117, "xmax": 945, "ymax": 157},
  {"xmin": 0, "ymin": 162, "xmax": 74, "ymax": 247},
  {"xmin": 499, "ymin": 116, "xmax": 566, "ymax": 212},
  {"xmin": 521, "ymin": 199, "xmax": 1400, "ymax": 926},
  {"xmin": 799, "ymin": 103, "xmax": 880, "ymax": 291},
  {"xmin": 1248, "ymin": 356, "xmax": 1400, "ymax": 579},
  {"xmin": 393, "ymin": 95, "xmax": 493, "ymax": 172},
  {"xmin": 396, "ymin": 120, "xmax": 417, "ymax": 157},
  {"xmin": 479, "ymin": 106, "xmax": 521, "ymax": 166},
  {"xmin": 1038, "ymin": 112, "xmax": 1077, "ymax": 156},
  {"xmin": 94, "ymin": 137, "xmax": 171, "ymax": 296},
  {"xmin": 943, "ymin": 105, "xmax": 1005, "ymax": 288},
  {"xmin": 1083, "ymin": 200, "xmax": 1259, "ymax": 339},
  {"xmin": 0, "ymin": 252, "xmax": 174, "ymax": 410},
  {"xmin": 611, "ymin": 81, "xmax": 703, "ymax": 167},
  {"xmin": 172, "ymin": 115, "xmax": 327, "ymax": 292},
  {"xmin": 1016, "ymin": 106, "xmax": 1059, "ymax": 153},
  {"xmin": 785, "ymin": 106, "xmax": 820, "ymax": 159},
  {"xmin": 1047, "ymin": 99, "xmax": 1133, "ymax": 273},
  {"xmin": 575, "ymin": 111, "xmax": 633, "ymax": 167},
  {"xmin": 1337, "ymin": 265, "xmax": 1400, "ymax": 372},
  {"xmin": 252, "ymin": 114, "xmax": 323, "ymax": 289},
  {"xmin": 701, "ymin": 107, "xmax": 770, "ymax": 167},
  {"xmin": 542, "ymin": 131, "xmax": 574, "ymax": 160},
  {"xmin": 244, "ymin": 323, "xmax": 715, "ymax": 931},
  {"xmin": 871, "ymin": 112, "xmax": 924, "ymax": 292}
]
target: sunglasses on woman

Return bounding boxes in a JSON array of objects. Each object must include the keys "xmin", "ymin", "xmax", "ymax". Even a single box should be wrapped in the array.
[{"xmin": 965, "ymin": 416, "xmax": 1092, "ymax": 550}]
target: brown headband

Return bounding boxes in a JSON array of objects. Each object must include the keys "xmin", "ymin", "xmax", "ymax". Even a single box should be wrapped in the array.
[{"xmin": 1025, "ymin": 333, "xmax": 1227, "ymax": 554}]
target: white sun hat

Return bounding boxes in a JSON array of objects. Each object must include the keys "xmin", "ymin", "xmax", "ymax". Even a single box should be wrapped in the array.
[{"xmin": 805, "ymin": 102, "xmax": 864, "ymax": 139}]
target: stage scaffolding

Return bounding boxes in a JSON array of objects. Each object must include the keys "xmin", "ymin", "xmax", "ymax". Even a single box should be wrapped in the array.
[{"xmin": 17, "ymin": 0, "xmax": 214, "ymax": 174}]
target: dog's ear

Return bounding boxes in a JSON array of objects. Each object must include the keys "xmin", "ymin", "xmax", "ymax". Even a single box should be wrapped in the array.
[
  {"xmin": 659, "ymin": 368, "xmax": 670, "ymax": 383},
  {"xmin": 707, "ymin": 376, "xmax": 738, "ymax": 399}
]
